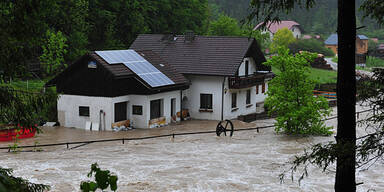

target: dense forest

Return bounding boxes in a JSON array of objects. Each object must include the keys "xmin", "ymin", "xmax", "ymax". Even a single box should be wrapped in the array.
[
  {"xmin": 0, "ymin": 0, "xmax": 210, "ymax": 79},
  {"xmin": 1, "ymin": 0, "xmax": 383, "ymax": 80},
  {"xmin": 210, "ymin": 0, "xmax": 384, "ymax": 38}
]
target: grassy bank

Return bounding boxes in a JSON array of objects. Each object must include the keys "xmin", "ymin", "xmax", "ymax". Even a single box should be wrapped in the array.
[
  {"xmin": 272, "ymin": 67, "xmax": 337, "ymax": 84},
  {"xmin": 309, "ymin": 68, "xmax": 337, "ymax": 84},
  {"xmin": 1, "ymin": 79, "xmax": 48, "ymax": 92},
  {"xmin": 366, "ymin": 56, "xmax": 384, "ymax": 68}
]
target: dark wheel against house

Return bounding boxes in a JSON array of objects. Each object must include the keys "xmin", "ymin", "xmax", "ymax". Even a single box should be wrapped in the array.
[{"xmin": 216, "ymin": 120, "xmax": 234, "ymax": 137}]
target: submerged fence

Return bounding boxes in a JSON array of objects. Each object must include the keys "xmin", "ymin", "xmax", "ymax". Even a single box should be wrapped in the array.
[{"xmin": 0, "ymin": 108, "xmax": 374, "ymax": 152}]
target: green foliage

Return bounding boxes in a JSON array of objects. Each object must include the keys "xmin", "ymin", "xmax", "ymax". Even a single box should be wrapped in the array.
[
  {"xmin": 309, "ymin": 68, "xmax": 337, "ymax": 84},
  {"xmin": 8, "ymin": 141, "xmax": 20, "ymax": 153},
  {"xmin": 215, "ymin": 0, "xmax": 383, "ymax": 39},
  {"xmin": 39, "ymin": 30, "xmax": 68, "ymax": 76},
  {"xmin": 0, "ymin": 86, "xmax": 57, "ymax": 128},
  {"xmin": 0, "ymin": 167, "xmax": 50, "ymax": 192},
  {"xmin": 331, "ymin": 56, "xmax": 338, "ymax": 63},
  {"xmin": 270, "ymin": 28, "xmax": 296, "ymax": 53},
  {"xmin": 366, "ymin": 56, "xmax": 384, "ymax": 68},
  {"xmin": 264, "ymin": 48, "xmax": 332, "ymax": 135},
  {"xmin": 288, "ymin": 39, "xmax": 335, "ymax": 57},
  {"xmin": 80, "ymin": 163, "xmax": 118, "ymax": 192},
  {"xmin": 367, "ymin": 40, "xmax": 378, "ymax": 56},
  {"xmin": 208, "ymin": 14, "xmax": 242, "ymax": 36},
  {"xmin": 207, "ymin": 14, "xmax": 270, "ymax": 50},
  {"xmin": 272, "ymin": 66, "xmax": 337, "ymax": 84},
  {"xmin": 360, "ymin": 0, "xmax": 384, "ymax": 25},
  {"xmin": 1, "ymin": 79, "xmax": 47, "ymax": 92},
  {"xmin": 1, "ymin": 0, "xmax": 211, "ymax": 80}
]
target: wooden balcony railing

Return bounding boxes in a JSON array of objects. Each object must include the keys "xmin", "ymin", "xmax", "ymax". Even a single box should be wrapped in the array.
[{"xmin": 228, "ymin": 72, "xmax": 274, "ymax": 89}]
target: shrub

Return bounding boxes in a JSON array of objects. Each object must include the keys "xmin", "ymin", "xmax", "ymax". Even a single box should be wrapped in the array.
[
  {"xmin": 80, "ymin": 163, "xmax": 118, "ymax": 192},
  {"xmin": 366, "ymin": 56, "xmax": 384, "ymax": 68},
  {"xmin": 289, "ymin": 39, "xmax": 335, "ymax": 57}
]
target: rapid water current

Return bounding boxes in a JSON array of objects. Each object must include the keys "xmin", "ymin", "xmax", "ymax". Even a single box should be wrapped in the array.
[{"xmin": 0, "ymin": 104, "xmax": 383, "ymax": 191}]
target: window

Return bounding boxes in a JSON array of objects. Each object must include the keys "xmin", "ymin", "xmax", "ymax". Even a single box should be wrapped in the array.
[
  {"xmin": 88, "ymin": 61, "xmax": 97, "ymax": 69},
  {"xmin": 150, "ymin": 99, "xmax": 163, "ymax": 119},
  {"xmin": 245, "ymin": 60, "xmax": 249, "ymax": 76},
  {"xmin": 115, "ymin": 102, "xmax": 127, "ymax": 122},
  {"xmin": 232, "ymin": 92, "xmax": 237, "ymax": 108},
  {"xmin": 79, "ymin": 106, "xmax": 90, "ymax": 117},
  {"xmin": 200, "ymin": 94, "xmax": 213, "ymax": 110},
  {"xmin": 256, "ymin": 84, "xmax": 259, "ymax": 94},
  {"xmin": 262, "ymin": 83, "xmax": 266, "ymax": 93},
  {"xmin": 246, "ymin": 90, "xmax": 251, "ymax": 104},
  {"xmin": 132, "ymin": 105, "xmax": 143, "ymax": 115}
]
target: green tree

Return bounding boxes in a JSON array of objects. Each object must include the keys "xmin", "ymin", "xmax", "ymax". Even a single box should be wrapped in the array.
[
  {"xmin": 265, "ymin": 48, "xmax": 331, "ymax": 135},
  {"xmin": 208, "ymin": 14, "xmax": 242, "ymax": 36},
  {"xmin": 270, "ymin": 28, "xmax": 296, "ymax": 53},
  {"xmin": 207, "ymin": 14, "xmax": 270, "ymax": 50},
  {"xmin": 39, "ymin": 30, "xmax": 68, "ymax": 76}
]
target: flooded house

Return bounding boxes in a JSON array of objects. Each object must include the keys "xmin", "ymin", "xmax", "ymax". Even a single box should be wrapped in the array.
[{"xmin": 46, "ymin": 33, "xmax": 273, "ymax": 130}]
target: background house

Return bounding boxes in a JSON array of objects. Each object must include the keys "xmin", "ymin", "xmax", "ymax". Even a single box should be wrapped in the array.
[
  {"xmin": 47, "ymin": 34, "xmax": 273, "ymax": 130},
  {"xmin": 254, "ymin": 20, "xmax": 303, "ymax": 39},
  {"xmin": 324, "ymin": 34, "xmax": 369, "ymax": 55}
]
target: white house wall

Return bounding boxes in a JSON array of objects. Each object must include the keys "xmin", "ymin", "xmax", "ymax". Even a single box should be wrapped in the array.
[
  {"xmin": 291, "ymin": 26, "xmax": 302, "ymax": 38},
  {"xmin": 127, "ymin": 94, "xmax": 148, "ymax": 129},
  {"xmin": 226, "ymin": 56, "xmax": 268, "ymax": 119},
  {"xmin": 57, "ymin": 94, "xmax": 120, "ymax": 130},
  {"xmin": 223, "ymin": 82, "xmax": 268, "ymax": 120},
  {"xmin": 146, "ymin": 90, "xmax": 181, "ymax": 127},
  {"xmin": 238, "ymin": 57, "xmax": 257, "ymax": 75},
  {"xmin": 183, "ymin": 75, "xmax": 223, "ymax": 120},
  {"xmin": 120, "ymin": 91, "xmax": 181, "ymax": 129}
]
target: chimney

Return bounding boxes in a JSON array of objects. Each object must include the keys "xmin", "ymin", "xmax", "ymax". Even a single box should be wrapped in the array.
[
  {"xmin": 161, "ymin": 34, "xmax": 177, "ymax": 42},
  {"xmin": 184, "ymin": 31, "xmax": 195, "ymax": 42}
]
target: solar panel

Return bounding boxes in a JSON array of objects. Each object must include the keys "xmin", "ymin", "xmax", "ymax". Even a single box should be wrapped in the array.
[
  {"xmin": 95, "ymin": 50, "xmax": 145, "ymax": 64},
  {"xmin": 95, "ymin": 50, "xmax": 175, "ymax": 87}
]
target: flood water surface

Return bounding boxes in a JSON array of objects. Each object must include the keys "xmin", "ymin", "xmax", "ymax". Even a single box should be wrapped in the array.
[{"xmin": 0, "ymin": 105, "xmax": 383, "ymax": 192}]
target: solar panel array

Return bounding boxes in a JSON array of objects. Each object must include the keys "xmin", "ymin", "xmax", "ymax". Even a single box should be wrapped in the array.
[{"xmin": 95, "ymin": 50, "xmax": 175, "ymax": 87}]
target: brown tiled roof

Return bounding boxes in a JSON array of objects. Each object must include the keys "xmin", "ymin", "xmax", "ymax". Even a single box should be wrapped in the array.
[
  {"xmin": 90, "ymin": 50, "xmax": 188, "ymax": 86},
  {"xmin": 130, "ymin": 34, "xmax": 269, "ymax": 76}
]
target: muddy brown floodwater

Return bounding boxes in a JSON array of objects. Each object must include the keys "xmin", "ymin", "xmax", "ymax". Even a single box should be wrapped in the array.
[{"xmin": 1, "ymin": 104, "xmax": 383, "ymax": 192}]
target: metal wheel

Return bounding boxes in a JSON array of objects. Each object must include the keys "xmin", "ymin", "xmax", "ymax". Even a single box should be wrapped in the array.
[{"xmin": 216, "ymin": 120, "xmax": 234, "ymax": 137}]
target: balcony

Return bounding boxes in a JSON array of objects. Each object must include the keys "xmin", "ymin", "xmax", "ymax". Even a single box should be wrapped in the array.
[{"xmin": 228, "ymin": 72, "xmax": 274, "ymax": 89}]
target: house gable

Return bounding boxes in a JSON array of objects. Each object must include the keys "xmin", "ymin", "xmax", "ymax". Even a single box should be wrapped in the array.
[
  {"xmin": 48, "ymin": 54, "xmax": 152, "ymax": 97},
  {"xmin": 47, "ymin": 51, "xmax": 189, "ymax": 97}
]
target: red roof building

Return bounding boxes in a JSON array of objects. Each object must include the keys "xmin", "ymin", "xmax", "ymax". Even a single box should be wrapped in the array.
[{"xmin": 254, "ymin": 20, "xmax": 303, "ymax": 39}]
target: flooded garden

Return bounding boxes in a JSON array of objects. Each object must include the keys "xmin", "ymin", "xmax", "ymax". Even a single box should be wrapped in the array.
[{"xmin": 0, "ymin": 104, "xmax": 383, "ymax": 192}]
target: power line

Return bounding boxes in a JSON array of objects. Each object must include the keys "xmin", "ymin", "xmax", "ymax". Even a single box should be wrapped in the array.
[{"xmin": 0, "ymin": 108, "xmax": 374, "ymax": 152}]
